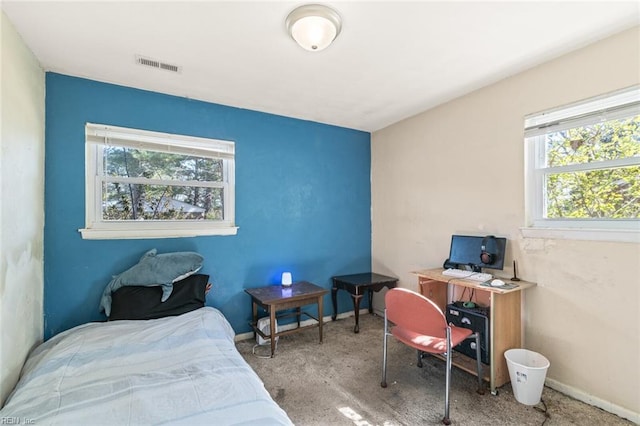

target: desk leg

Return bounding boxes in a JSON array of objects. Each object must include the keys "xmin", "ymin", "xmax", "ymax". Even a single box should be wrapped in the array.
[
  {"xmin": 269, "ymin": 307, "xmax": 277, "ymax": 358},
  {"xmin": 368, "ymin": 290, "xmax": 373, "ymax": 314},
  {"xmin": 331, "ymin": 285, "xmax": 338, "ymax": 321},
  {"xmin": 352, "ymin": 294, "xmax": 362, "ymax": 333},
  {"xmin": 318, "ymin": 295, "xmax": 324, "ymax": 343}
]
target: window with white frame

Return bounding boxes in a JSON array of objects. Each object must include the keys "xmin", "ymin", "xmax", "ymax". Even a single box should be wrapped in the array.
[
  {"xmin": 80, "ymin": 123, "xmax": 237, "ymax": 239},
  {"xmin": 523, "ymin": 86, "xmax": 639, "ymax": 242}
]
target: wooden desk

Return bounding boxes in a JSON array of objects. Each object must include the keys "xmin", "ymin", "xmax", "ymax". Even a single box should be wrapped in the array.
[
  {"xmin": 413, "ymin": 268, "xmax": 535, "ymax": 394},
  {"xmin": 331, "ymin": 273, "xmax": 398, "ymax": 333},
  {"xmin": 245, "ymin": 281, "xmax": 328, "ymax": 357}
]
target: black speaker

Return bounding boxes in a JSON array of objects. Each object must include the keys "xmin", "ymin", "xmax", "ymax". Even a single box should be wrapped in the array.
[
  {"xmin": 480, "ymin": 235, "xmax": 497, "ymax": 265},
  {"xmin": 446, "ymin": 304, "xmax": 490, "ymax": 364}
]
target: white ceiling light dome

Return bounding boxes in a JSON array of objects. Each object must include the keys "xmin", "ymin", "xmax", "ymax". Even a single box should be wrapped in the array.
[{"xmin": 286, "ymin": 4, "xmax": 342, "ymax": 52}]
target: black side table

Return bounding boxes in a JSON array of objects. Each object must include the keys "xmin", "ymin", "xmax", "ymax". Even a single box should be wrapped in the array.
[{"xmin": 331, "ymin": 272, "xmax": 398, "ymax": 333}]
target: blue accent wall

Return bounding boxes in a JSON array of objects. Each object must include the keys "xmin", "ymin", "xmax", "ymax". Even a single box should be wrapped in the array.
[{"xmin": 44, "ymin": 73, "xmax": 371, "ymax": 339}]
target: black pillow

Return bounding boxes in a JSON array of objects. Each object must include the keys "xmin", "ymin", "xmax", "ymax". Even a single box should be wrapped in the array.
[{"xmin": 109, "ymin": 274, "xmax": 209, "ymax": 321}]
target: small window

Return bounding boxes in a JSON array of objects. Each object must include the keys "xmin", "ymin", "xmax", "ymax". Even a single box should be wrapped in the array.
[
  {"xmin": 80, "ymin": 123, "xmax": 237, "ymax": 239},
  {"xmin": 523, "ymin": 87, "xmax": 640, "ymax": 242}
]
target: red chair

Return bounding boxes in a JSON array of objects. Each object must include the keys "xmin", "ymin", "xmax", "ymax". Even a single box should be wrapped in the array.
[{"xmin": 381, "ymin": 288, "xmax": 484, "ymax": 425}]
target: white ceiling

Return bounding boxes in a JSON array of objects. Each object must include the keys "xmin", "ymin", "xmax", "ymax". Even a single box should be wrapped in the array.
[{"xmin": 3, "ymin": 1, "xmax": 639, "ymax": 132}]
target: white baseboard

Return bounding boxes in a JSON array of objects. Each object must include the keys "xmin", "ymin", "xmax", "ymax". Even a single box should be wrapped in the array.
[
  {"xmin": 235, "ymin": 309, "xmax": 370, "ymax": 342},
  {"xmin": 545, "ymin": 378, "xmax": 639, "ymax": 424}
]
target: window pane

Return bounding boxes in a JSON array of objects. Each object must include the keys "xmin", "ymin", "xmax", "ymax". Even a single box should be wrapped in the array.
[
  {"xmin": 545, "ymin": 166, "xmax": 640, "ymax": 219},
  {"xmin": 102, "ymin": 182, "xmax": 224, "ymax": 221},
  {"xmin": 103, "ymin": 146, "xmax": 223, "ymax": 182},
  {"xmin": 545, "ymin": 116, "xmax": 640, "ymax": 168}
]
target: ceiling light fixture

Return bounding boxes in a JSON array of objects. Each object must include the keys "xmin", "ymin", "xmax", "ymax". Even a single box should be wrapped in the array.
[{"xmin": 285, "ymin": 4, "xmax": 342, "ymax": 52}]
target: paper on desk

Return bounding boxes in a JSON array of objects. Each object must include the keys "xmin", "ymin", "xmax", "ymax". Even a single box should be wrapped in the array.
[{"xmin": 479, "ymin": 281, "xmax": 520, "ymax": 290}]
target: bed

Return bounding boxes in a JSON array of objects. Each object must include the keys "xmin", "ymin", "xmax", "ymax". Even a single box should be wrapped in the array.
[{"xmin": 1, "ymin": 290, "xmax": 292, "ymax": 425}]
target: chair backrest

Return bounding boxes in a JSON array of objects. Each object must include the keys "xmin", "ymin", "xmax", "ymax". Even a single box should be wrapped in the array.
[{"xmin": 385, "ymin": 288, "xmax": 447, "ymax": 338}]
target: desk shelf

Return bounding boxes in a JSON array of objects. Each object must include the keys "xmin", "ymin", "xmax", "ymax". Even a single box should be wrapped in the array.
[
  {"xmin": 431, "ymin": 352, "xmax": 491, "ymax": 383},
  {"xmin": 413, "ymin": 268, "xmax": 535, "ymax": 394}
]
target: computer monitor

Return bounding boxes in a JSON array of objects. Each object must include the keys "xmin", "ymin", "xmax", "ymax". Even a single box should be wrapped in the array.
[{"xmin": 447, "ymin": 235, "xmax": 507, "ymax": 272}]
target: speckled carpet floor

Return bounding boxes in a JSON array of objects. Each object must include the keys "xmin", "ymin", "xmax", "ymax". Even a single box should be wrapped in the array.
[{"xmin": 236, "ymin": 313, "xmax": 632, "ymax": 426}]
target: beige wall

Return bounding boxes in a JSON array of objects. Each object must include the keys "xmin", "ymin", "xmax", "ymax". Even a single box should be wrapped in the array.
[
  {"xmin": 371, "ymin": 26, "xmax": 639, "ymax": 420},
  {"xmin": 0, "ymin": 12, "xmax": 45, "ymax": 405}
]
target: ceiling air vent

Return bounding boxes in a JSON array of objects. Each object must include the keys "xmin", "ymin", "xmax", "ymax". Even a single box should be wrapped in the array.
[{"xmin": 135, "ymin": 55, "xmax": 181, "ymax": 73}]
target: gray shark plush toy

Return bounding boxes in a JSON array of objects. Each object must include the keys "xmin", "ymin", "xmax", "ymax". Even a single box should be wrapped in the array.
[{"xmin": 100, "ymin": 248, "xmax": 203, "ymax": 317}]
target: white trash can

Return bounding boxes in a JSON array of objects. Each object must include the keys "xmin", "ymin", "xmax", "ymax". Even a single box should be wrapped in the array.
[{"xmin": 504, "ymin": 348, "xmax": 550, "ymax": 405}]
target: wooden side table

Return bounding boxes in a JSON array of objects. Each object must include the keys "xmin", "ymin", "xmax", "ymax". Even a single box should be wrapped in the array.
[
  {"xmin": 331, "ymin": 273, "xmax": 398, "ymax": 333},
  {"xmin": 245, "ymin": 281, "xmax": 328, "ymax": 357}
]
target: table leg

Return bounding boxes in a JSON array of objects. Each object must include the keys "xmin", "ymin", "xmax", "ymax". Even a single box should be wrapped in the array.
[
  {"xmin": 331, "ymin": 285, "xmax": 338, "ymax": 321},
  {"xmin": 269, "ymin": 307, "xmax": 277, "ymax": 358},
  {"xmin": 296, "ymin": 307, "xmax": 301, "ymax": 328},
  {"xmin": 318, "ymin": 295, "xmax": 324, "ymax": 343},
  {"xmin": 252, "ymin": 301, "xmax": 258, "ymax": 340},
  {"xmin": 352, "ymin": 294, "xmax": 362, "ymax": 333},
  {"xmin": 368, "ymin": 289, "xmax": 374, "ymax": 314}
]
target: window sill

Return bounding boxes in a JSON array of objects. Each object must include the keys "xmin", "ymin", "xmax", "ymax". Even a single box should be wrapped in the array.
[
  {"xmin": 79, "ymin": 226, "xmax": 238, "ymax": 240},
  {"xmin": 520, "ymin": 227, "xmax": 639, "ymax": 243}
]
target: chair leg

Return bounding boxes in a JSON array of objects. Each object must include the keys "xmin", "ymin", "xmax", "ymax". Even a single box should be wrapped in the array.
[
  {"xmin": 443, "ymin": 328, "xmax": 451, "ymax": 425},
  {"xmin": 474, "ymin": 332, "xmax": 485, "ymax": 395},
  {"xmin": 381, "ymin": 309, "xmax": 388, "ymax": 388},
  {"xmin": 417, "ymin": 350, "xmax": 423, "ymax": 368}
]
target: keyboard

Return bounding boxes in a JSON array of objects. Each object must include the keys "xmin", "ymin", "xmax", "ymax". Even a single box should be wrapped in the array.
[{"xmin": 442, "ymin": 268, "xmax": 492, "ymax": 282}]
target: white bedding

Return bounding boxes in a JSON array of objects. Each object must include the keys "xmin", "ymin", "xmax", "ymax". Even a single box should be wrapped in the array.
[{"xmin": 1, "ymin": 307, "xmax": 292, "ymax": 425}]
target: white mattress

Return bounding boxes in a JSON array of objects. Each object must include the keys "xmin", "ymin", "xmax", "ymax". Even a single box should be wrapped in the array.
[{"xmin": 0, "ymin": 307, "xmax": 292, "ymax": 425}]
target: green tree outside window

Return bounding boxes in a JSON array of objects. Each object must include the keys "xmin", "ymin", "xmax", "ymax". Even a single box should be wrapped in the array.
[{"xmin": 544, "ymin": 116, "xmax": 639, "ymax": 219}]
